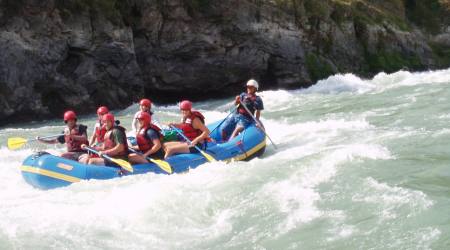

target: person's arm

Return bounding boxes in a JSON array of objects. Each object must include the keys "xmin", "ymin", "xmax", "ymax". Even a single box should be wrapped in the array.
[
  {"xmin": 37, "ymin": 137, "xmax": 58, "ymax": 144},
  {"xmin": 143, "ymin": 139, "xmax": 162, "ymax": 157},
  {"xmin": 101, "ymin": 130, "xmax": 125, "ymax": 156},
  {"xmin": 132, "ymin": 113, "xmax": 139, "ymax": 132},
  {"xmin": 255, "ymin": 110, "xmax": 261, "ymax": 121},
  {"xmin": 190, "ymin": 118, "xmax": 210, "ymax": 146},
  {"xmin": 71, "ymin": 133, "xmax": 87, "ymax": 142},
  {"xmin": 89, "ymin": 132, "xmax": 97, "ymax": 146}
]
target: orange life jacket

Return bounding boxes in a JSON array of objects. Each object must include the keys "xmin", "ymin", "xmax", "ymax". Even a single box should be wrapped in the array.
[
  {"xmin": 179, "ymin": 111, "xmax": 205, "ymax": 141},
  {"xmin": 103, "ymin": 126, "xmax": 128, "ymax": 157},
  {"xmin": 136, "ymin": 123, "xmax": 162, "ymax": 152},
  {"xmin": 64, "ymin": 124, "xmax": 88, "ymax": 152}
]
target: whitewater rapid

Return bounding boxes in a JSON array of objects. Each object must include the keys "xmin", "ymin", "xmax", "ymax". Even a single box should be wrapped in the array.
[{"xmin": 1, "ymin": 69, "xmax": 450, "ymax": 249}]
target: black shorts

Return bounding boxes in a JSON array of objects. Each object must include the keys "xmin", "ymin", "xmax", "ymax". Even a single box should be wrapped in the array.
[
  {"xmin": 149, "ymin": 148, "xmax": 165, "ymax": 160},
  {"xmin": 189, "ymin": 142, "xmax": 207, "ymax": 153}
]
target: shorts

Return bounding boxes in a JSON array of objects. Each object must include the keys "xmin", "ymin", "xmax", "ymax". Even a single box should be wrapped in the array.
[
  {"xmin": 219, "ymin": 114, "xmax": 253, "ymax": 141},
  {"xmin": 235, "ymin": 114, "xmax": 253, "ymax": 128},
  {"xmin": 62, "ymin": 151, "xmax": 86, "ymax": 161},
  {"xmin": 149, "ymin": 148, "xmax": 165, "ymax": 160},
  {"xmin": 189, "ymin": 142, "xmax": 206, "ymax": 153}
]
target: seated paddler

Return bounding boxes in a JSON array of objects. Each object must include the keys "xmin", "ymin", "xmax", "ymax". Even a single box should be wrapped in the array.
[
  {"xmin": 128, "ymin": 111, "xmax": 165, "ymax": 163},
  {"xmin": 37, "ymin": 110, "xmax": 88, "ymax": 161},
  {"xmin": 163, "ymin": 100, "xmax": 210, "ymax": 158}
]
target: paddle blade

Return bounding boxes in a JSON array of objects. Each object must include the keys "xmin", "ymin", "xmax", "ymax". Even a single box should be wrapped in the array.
[
  {"xmin": 7, "ymin": 137, "xmax": 28, "ymax": 150},
  {"xmin": 111, "ymin": 158, "xmax": 134, "ymax": 173},
  {"xmin": 150, "ymin": 159, "xmax": 173, "ymax": 174},
  {"xmin": 200, "ymin": 150, "xmax": 216, "ymax": 162}
]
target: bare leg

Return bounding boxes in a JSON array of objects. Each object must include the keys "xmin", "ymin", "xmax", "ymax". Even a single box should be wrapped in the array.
[
  {"xmin": 78, "ymin": 153, "xmax": 90, "ymax": 164},
  {"xmin": 229, "ymin": 126, "xmax": 244, "ymax": 140},
  {"xmin": 88, "ymin": 158, "xmax": 106, "ymax": 165},
  {"xmin": 129, "ymin": 153, "xmax": 149, "ymax": 164},
  {"xmin": 164, "ymin": 142, "xmax": 190, "ymax": 158}
]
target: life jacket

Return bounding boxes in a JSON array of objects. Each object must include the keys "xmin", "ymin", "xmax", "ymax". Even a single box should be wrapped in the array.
[
  {"xmin": 94, "ymin": 121, "xmax": 107, "ymax": 143},
  {"xmin": 103, "ymin": 126, "xmax": 128, "ymax": 157},
  {"xmin": 64, "ymin": 124, "xmax": 88, "ymax": 152},
  {"xmin": 136, "ymin": 123, "xmax": 162, "ymax": 152},
  {"xmin": 238, "ymin": 93, "xmax": 258, "ymax": 117},
  {"xmin": 180, "ymin": 111, "xmax": 206, "ymax": 141}
]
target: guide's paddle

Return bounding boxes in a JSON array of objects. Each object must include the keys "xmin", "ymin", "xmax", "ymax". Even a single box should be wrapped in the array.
[
  {"xmin": 84, "ymin": 146, "xmax": 134, "ymax": 173},
  {"xmin": 169, "ymin": 125, "xmax": 216, "ymax": 162},
  {"xmin": 209, "ymin": 105, "xmax": 238, "ymax": 136},
  {"xmin": 128, "ymin": 148, "xmax": 173, "ymax": 174},
  {"xmin": 239, "ymin": 102, "xmax": 278, "ymax": 149},
  {"xmin": 7, "ymin": 134, "xmax": 63, "ymax": 150}
]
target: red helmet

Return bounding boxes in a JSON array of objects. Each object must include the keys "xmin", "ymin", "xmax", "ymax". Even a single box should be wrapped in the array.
[
  {"xmin": 179, "ymin": 100, "xmax": 192, "ymax": 110},
  {"xmin": 102, "ymin": 113, "xmax": 115, "ymax": 124},
  {"xmin": 139, "ymin": 98, "xmax": 152, "ymax": 108},
  {"xmin": 63, "ymin": 110, "xmax": 77, "ymax": 121},
  {"xmin": 97, "ymin": 106, "xmax": 109, "ymax": 116},
  {"xmin": 136, "ymin": 111, "xmax": 151, "ymax": 126}
]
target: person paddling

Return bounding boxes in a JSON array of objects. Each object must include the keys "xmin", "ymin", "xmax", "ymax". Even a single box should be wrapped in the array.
[
  {"xmin": 164, "ymin": 100, "xmax": 210, "ymax": 158},
  {"xmin": 89, "ymin": 106, "xmax": 109, "ymax": 146},
  {"xmin": 128, "ymin": 111, "xmax": 165, "ymax": 163},
  {"xmin": 219, "ymin": 79, "xmax": 264, "ymax": 141},
  {"xmin": 132, "ymin": 98, "xmax": 153, "ymax": 133},
  {"xmin": 37, "ymin": 110, "xmax": 89, "ymax": 161},
  {"xmin": 81, "ymin": 113, "xmax": 129, "ymax": 167}
]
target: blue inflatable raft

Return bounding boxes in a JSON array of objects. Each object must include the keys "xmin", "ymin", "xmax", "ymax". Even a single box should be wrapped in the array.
[{"xmin": 20, "ymin": 121, "xmax": 266, "ymax": 189}]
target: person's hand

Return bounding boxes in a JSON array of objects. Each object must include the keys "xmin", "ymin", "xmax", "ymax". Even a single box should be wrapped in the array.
[
  {"xmin": 98, "ymin": 151, "xmax": 104, "ymax": 157},
  {"xmin": 235, "ymin": 96, "xmax": 240, "ymax": 104},
  {"xmin": 81, "ymin": 144, "xmax": 87, "ymax": 149}
]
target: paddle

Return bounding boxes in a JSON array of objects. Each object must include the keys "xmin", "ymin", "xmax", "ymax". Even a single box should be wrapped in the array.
[
  {"xmin": 208, "ymin": 105, "xmax": 238, "ymax": 136},
  {"xmin": 169, "ymin": 125, "xmax": 216, "ymax": 162},
  {"xmin": 7, "ymin": 134, "xmax": 63, "ymax": 150},
  {"xmin": 128, "ymin": 148, "xmax": 173, "ymax": 174},
  {"xmin": 83, "ymin": 146, "xmax": 134, "ymax": 173},
  {"xmin": 239, "ymin": 101, "xmax": 278, "ymax": 149}
]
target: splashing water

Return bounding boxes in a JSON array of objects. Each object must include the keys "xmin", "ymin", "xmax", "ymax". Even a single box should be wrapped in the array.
[{"xmin": 1, "ymin": 68, "xmax": 450, "ymax": 249}]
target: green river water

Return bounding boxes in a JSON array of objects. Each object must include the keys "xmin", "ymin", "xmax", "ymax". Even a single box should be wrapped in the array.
[{"xmin": 0, "ymin": 69, "xmax": 449, "ymax": 249}]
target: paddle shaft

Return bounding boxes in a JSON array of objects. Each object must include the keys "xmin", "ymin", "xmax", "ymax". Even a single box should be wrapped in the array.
[
  {"xmin": 170, "ymin": 126, "xmax": 203, "ymax": 151},
  {"xmin": 209, "ymin": 105, "xmax": 238, "ymax": 136},
  {"xmin": 35, "ymin": 134, "xmax": 64, "ymax": 142},
  {"xmin": 239, "ymin": 101, "xmax": 278, "ymax": 149},
  {"xmin": 128, "ymin": 147, "xmax": 153, "ymax": 162},
  {"xmin": 84, "ymin": 146, "xmax": 116, "ymax": 162}
]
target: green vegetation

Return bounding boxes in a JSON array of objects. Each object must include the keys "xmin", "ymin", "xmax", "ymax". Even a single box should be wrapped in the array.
[
  {"xmin": 305, "ymin": 53, "xmax": 335, "ymax": 82},
  {"xmin": 430, "ymin": 43, "xmax": 450, "ymax": 67},
  {"xmin": 365, "ymin": 50, "xmax": 423, "ymax": 74},
  {"xmin": 405, "ymin": 0, "xmax": 444, "ymax": 34}
]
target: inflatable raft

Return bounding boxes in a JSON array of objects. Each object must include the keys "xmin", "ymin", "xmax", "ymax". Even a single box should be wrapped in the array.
[{"xmin": 20, "ymin": 121, "xmax": 266, "ymax": 189}]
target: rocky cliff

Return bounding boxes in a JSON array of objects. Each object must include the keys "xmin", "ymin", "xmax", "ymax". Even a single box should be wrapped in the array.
[{"xmin": 0, "ymin": 0, "xmax": 449, "ymax": 125}]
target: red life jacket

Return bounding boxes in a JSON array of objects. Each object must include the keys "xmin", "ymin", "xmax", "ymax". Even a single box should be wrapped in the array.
[
  {"xmin": 64, "ymin": 124, "xmax": 88, "ymax": 152},
  {"xmin": 136, "ymin": 123, "xmax": 162, "ymax": 152},
  {"xmin": 103, "ymin": 126, "xmax": 128, "ymax": 157},
  {"xmin": 94, "ymin": 121, "xmax": 107, "ymax": 143},
  {"xmin": 180, "ymin": 111, "xmax": 205, "ymax": 141},
  {"xmin": 238, "ymin": 93, "xmax": 258, "ymax": 117}
]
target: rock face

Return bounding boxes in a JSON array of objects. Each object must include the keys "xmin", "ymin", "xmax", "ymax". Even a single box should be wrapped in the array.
[{"xmin": 0, "ymin": 0, "xmax": 449, "ymax": 125}]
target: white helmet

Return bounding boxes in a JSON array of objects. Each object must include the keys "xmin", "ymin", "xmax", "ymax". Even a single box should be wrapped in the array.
[{"xmin": 246, "ymin": 79, "xmax": 259, "ymax": 90}]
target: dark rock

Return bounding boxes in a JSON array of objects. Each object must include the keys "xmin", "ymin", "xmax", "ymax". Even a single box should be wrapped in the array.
[{"xmin": 0, "ymin": 0, "xmax": 449, "ymax": 126}]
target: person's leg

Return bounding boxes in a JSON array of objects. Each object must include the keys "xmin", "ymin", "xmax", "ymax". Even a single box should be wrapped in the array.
[
  {"xmin": 88, "ymin": 158, "xmax": 106, "ymax": 165},
  {"xmin": 229, "ymin": 126, "xmax": 244, "ymax": 140},
  {"xmin": 164, "ymin": 142, "xmax": 190, "ymax": 158},
  {"xmin": 129, "ymin": 153, "xmax": 149, "ymax": 164},
  {"xmin": 219, "ymin": 115, "xmax": 237, "ymax": 142},
  {"xmin": 150, "ymin": 148, "xmax": 165, "ymax": 160},
  {"xmin": 60, "ymin": 152, "xmax": 78, "ymax": 161},
  {"xmin": 78, "ymin": 153, "xmax": 90, "ymax": 164}
]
